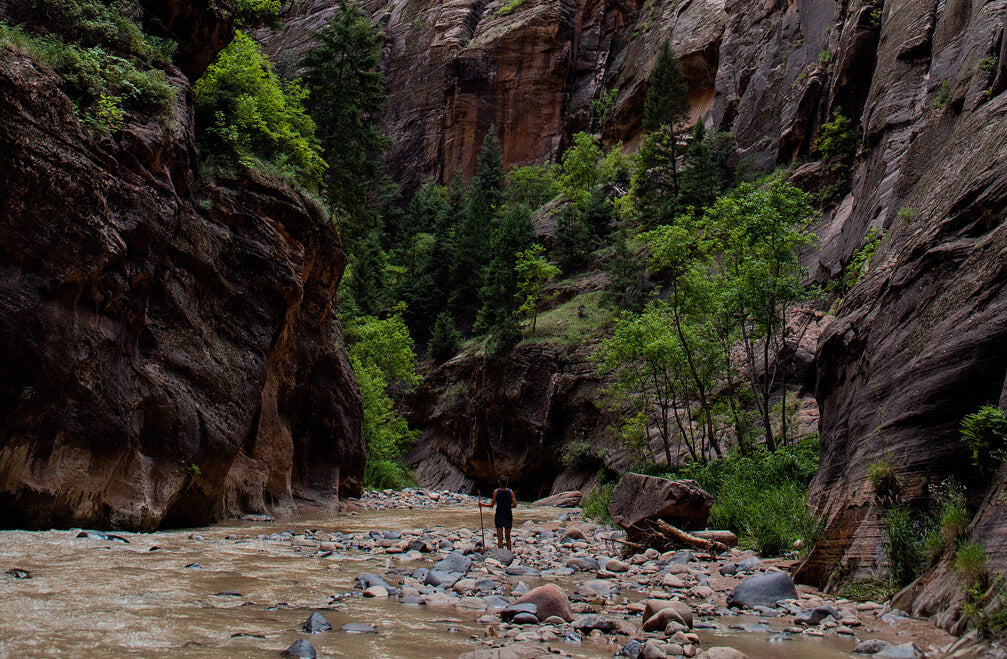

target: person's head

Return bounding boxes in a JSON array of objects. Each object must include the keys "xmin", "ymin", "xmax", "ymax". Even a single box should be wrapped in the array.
[{"xmin": 498, "ymin": 475, "xmax": 508, "ymax": 489}]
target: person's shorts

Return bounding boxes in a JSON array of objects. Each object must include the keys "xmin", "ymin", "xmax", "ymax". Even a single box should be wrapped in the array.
[{"xmin": 494, "ymin": 513, "xmax": 513, "ymax": 529}]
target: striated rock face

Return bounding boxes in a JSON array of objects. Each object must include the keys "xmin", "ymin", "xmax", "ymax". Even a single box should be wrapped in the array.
[
  {"xmin": 794, "ymin": 0, "xmax": 1007, "ymax": 618},
  {"xmin": 0, "ymin": 42, "xmax": 364, "ymax": 530},
  {"xmin": 403, "ymin": 340, "xmax": 624, "ymax": 497}
]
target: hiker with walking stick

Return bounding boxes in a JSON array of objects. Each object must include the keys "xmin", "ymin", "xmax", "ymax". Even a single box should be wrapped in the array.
[{"xmin": 478, "ymin": 476, "xmax": 517, "ymax": 551}]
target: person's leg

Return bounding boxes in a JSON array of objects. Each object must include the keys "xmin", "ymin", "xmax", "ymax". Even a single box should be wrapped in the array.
[
  {"xmin": 496, "ymin": 527, "xmax": 504, "ymax": 548},
  {"xmin": 504, "ymin": 526, "xmax": 512, "ymax": 551}
]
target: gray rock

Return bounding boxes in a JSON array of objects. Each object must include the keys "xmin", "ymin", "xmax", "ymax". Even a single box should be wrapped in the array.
[
  {"xmin": 877, "ymin": 642, "xmax": 923, "ymax": 659},
  {"xmin": 400, "ymin": 595, "xmax": 425, "ymax": 605},
  {"xmin": 726, "ymin": 571, "xmax": 798, "ymax": 609},
  {"xmin": 500, "ymin": 602, "xmax": 538, "ymax": 621},
  {"xmin": 511, "ymin": 612, "xmax": 539, "ymax": 625},
  {"xmin": 854, "ymin": 639, "xmax": 891, "ymax": 655},
  {"xmin": 281, "ymin": 639, "xmax": 316, "ymax": 658},
  {"xmin": 618, "ymin": 639, "xmax": 643, "ymax": 658},
  {"xmin": 438, "ymin": 539, "xmax": 454, "ymax": 550},
  {"xmin": 484, "ymin": 548, "xmax": 514, "ymax": 566},
  {"xmin": 483, "ymin": 596, "xmax": 509, "ymax": 609},
  {"xmin": 424, "ymin": 570, "xmax": 461, "ymax": 588},
  {"xmin": 794, "ymin": 605, "xmax": 840, "ymax": 626},
  {"xmin": 76, "ymin": 530, "xmax": 129, "ymax": 543},
  {"xmin": 668, "ymin": 550, "xmax": 695, "ymax": 565},
  {"xmin": 565, "ymin": 556, "xmax": 600, "ymax": 571},
  {"xmin": 504, "ymin": 565, "xmax": 540, "ymax": 576},
  {"xmin": 572, "ymin": 614, "xmax": 617, "ymax": 634},
  {"xmin": 355, "ymin": 574, "xmax": 391, "ymax": 590},
  {"xmin": 474, "ymin": 578, "xmax": 497, "ymax": 592},
  {"xmin": 340, "ymin": 623, "xmax": 377, "ymax": 633},
  {"xmin": 302, "ymin": 612, "xmax": 331, "ymax": 633},
  {"xmin": 5, "ymin": 568, "xmax": 30, "ymax": 579},
  {"xmin": 511, "ymin": 582, "xmax": 530, "ymax": 596},
  {"xmin": 433, "ymin": 551, "xmax": 472, "ymax": 574}
]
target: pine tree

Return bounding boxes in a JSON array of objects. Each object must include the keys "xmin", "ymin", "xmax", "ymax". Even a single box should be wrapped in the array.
[
  {"xmin": 642, "ymin": 42, "xmax": 690, "ymax": 197},
  {"xmin": 679, "ymin": 123, "xmax": 724, "ymax": 212},
  {"xmin": 582, "ymin": 185, "xmax": 614, "ymax": 240},
  {"xmin": 428, "ymin": 311, "xmax": 462, "ymax": 361},
  {"xmin": 553, "ymin": 205, "xmax": 592, "ymax": 272},
  {"xmin": 475, "ymin": 204, "xmax": 534, "ymax": 349},
  {"xmin": 345, "ymin": 229, "xmax": 389, "ymax": 317},
  {"xmin": 302, "ymin": 1, "xmax": 394, "ymax": 242}
]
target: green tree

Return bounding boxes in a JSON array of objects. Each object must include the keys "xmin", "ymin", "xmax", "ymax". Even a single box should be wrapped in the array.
[
  {"xmin": 428, "ymin": 311, "xmax": 462, "ymax": 362},
  {"xmin": 302, "ymin": 1, "xmax": 393, "ymax": 240},
  {"xmin": 345, "ymin": 314, "xmax": 420, "ymax": 488},
  {"xmin": 582, "ymin": 185, "xmax": 614, "ymax": 240},
  {"xmin": 194, "ymin": 30, "xmax": 325, "ymax": 190},
  {"xmin": 604, "ymin": 224, "xmax": 647, "ymax": 311},
  {"xmin": 557, "ymin": 132, "xmax": 604, "ymax": 207},
  {"xmin": 643, "ymin": 41, "xmax": 690, "ymax": 196},
  {"xmin": 505, "ymin": 164, "xmax": 557, "ymax": 209},
  {"xmin": 343, "ymin": 230, "xmax": 389, "ymax": 317},
  {"xmin": 475, "ymin": 205, "xmax": 535, "ymax": 350},
  {"xmin": 515, "ymin": 244, "xmax": 561, "ymax": 333},
  {"xmin": 678, "ymin": 123, "xmax": 725, "ymax": 211},
  {"xmin": 553, "ymin": 205, "xmax": 593, "ymax": 272},
  {"xmin": 706, "ymin": 181, "xmax": 817, "ymax": 451}
]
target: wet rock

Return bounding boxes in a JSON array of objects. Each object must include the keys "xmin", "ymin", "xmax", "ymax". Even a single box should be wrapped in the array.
[
  {"xmin": 643, "ymin": 607, "xmax": 689, "ymax": 632},
  {"xmin": 512, "ymin": 582, "xmax": 530, "ymax": 596},
  {"xmin": 512, "ymin": 612, "xmax": 539, "ymax": 624},
  {"xmin": 302, "ymin": 612, "xmax": 331, "ymax": 633},
  {"xmin": 400, "ymin": 596, "xmax": 426, "ymax": 605},
  {"xmin": 510, "ymin": 583, "xmax": 574, "ymax": 622},
  {"xmin": 542, "ymin": 615, "xmax": 566, "ymax": 625},
  {"xmin": 619, "ymin": 639, "xmax": 643, "ymax": 658},
  {"xmin": 640, "ymin": 639, "xmax": 668, "ymax": 659},
  {"xmin": 572, "ymin": 614, "xmax": 617, "ymax": 634},
  {"xmin": 425, "ymin": 570, "xmax": 461, "ymax": 588},
  {"xmin": 484, "ymin": 548, "xmax": 514, "ymax": 565},
  {"xmin": 643, "ymin": 600, "xmax": 693, "ymax": 629},
  {"xmin": 609, "ymin": 475, "xmax": 713, "ymax": 538},
  {"xmin": 500, "ymin": 602, "xmax": 539, "ymax": 621},
  {"xmin": 565, "ymin": 557, "xmax": 600, "ymax": 572},
  {"xmin": 533, "ymin": 491, "xmax": 582, "ymax": 507},
  {"xmin": 76, "ymin": 531, "xmax": 129, "ymax": 543},
  {"xmin": 794, "ymin": 604, "xmax": 840, "ymax": 626},
  {"xmin": 484, "ymin": 596, "xmax": 509, "ymax": 608},
  {"xmin": 473, "ymin": 578, "xmax": 497, "ymax": 591},
  {"xmin": 434, "ymin": 552, "xmax": 472, "ymax": 574},
  {"xmin": 726, "ymin": 572, "xmax": 798, "ymax": 609},
  {"xmin": 606, "ymin": 559, "xmax": 629, "ymax": 573},
  {"xmin": 214, "ymin": 591, "xmax": 242, "ymax": 597},
  {"xmin": 355, "ymin": 574, "xmax": 392, "ymax": 590},
  {"xmin": 408, "ymin": 539, "xmax": 432, "ymax": 552},
  {"xmin": 561, "ymin": 528, "xmax": 587, "ymax": 541},
  {"xmin": 854, "ymin": 639, "xmax": 890, "ymax": 654},
  {"xmin": 504, "ymin": 566, "xmax": 540, "ymax": 577},
  {"xmin": 577, "ymin": 580, "xmax": 617, "ymax": 599},
  {"xmin": 876, "ymin": 642, "xmax": 924, "ymax": 659},
  {"xmin": 668, "ymin": 551, "xmax": 696, "ymax": 565},
  {"xmin": 340, "ymin": 623, "xmax": 377, "ymax": 634},
  {"xmin": 697, "ymin": 649, "xmax": 749, "ymax": 659},
  {"xmin": 363, "ymin": 586, "xmax": 389, "ymax": 597},
  {"xmin": 4, "ymin": 568, "xmax": 30, "ymax": 579},
  {"xmin": 281, "ymin": 639, "xmax": 316, "ymax": 658}
]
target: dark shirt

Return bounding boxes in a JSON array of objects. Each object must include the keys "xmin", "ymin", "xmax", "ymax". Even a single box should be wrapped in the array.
[{"xmin": 494, "ymin": 488, "xmax": 513, "ymax": 516}]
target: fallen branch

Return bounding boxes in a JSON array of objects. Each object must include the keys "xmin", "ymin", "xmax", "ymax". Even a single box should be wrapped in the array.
[{"xmin": 628, "ymin": 520, "xmax": 729, "ymax": 555}]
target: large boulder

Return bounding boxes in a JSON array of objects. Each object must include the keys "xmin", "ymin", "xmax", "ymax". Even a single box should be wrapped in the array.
[
  {"xmin": 609, "ymin": 475, "xmax": 713, "ymax": 535},
  {"xmin": 509, "ymin": 583, "xmax": 573, "ymax": 622},
  {"xmin": 533, "ymin": 491, "xmax": 582, "ymax": 507},
  {"xmin": 726, "ymin": 572, "xmax": 799, "ymax": 609}
]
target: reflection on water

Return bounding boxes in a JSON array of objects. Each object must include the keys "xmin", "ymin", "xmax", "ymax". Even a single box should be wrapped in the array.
[{"xmin": 0, "ymin": 504, "xmax": 893, "ymax": 657}]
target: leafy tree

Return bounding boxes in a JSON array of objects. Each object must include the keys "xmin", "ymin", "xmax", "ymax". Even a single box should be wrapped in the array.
[
  {"xmin": 428, "ymin": 311, "xmax": 462, "ymax": 362},
  {"xmin": 505, "ymin": 164, "xmax": 557, "ymax": 209},
  {"xmin": 553, "ymin": 205, "xmax": 593, "ymax": 272},
  {"xmin": 557, "ymin": 132, "xmax": 604, "ymax": 207},
  {"xmin": 474, "ymin": 205, "xmax": 535, "ymax": 349},
  {"xmin": 302, "ymin": 1, "xmax": 393, "ymax": 239},
  {"xmin": 345, "ymin": 314, "xmax": 420, "ymax": 488},
  {"xmin": 705, "ymin": 180, "xmax": 817, "ymax": 451},
  {"xmin": 604, "ymin": 225, "xmax": 647, "ymax": 311},
  {"xmin": 194, "ymin": 30, "xmax": 325, "ymax": 190},
  {"xmin": 678, "ymin": 123, "xmax": 725, "ymax": 211},
  {"xmin": 582, "ymin": 185, "xmax": 614, "ymax": 240},
  {"xmin": 515, "ymin": 244, "xmax": 561, "ymax": 333},
  {"xmin": 643, "ymin": 41, "xmax": 690, "ymax": 196}
]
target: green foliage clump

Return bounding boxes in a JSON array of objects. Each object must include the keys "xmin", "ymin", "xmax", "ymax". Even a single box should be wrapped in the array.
[
  {"xmin": 963, "ymin": 575, "xmax": 1007, "ymax": 639},
  {"xmin": 868, "ymin": 457, "xmax": 900, "ymax": 503},
  {"xmin": 884, "ymin": 504, "xmax": 925, "ymax": 587},
  {"xmin": 960, "ymin": 405, "xmax": 1007, "ymax": 471},
  {"xmin": 498, "ymin": 0, "xmax": 528, "ymax": 16},
  {"xmin": 515, "ymin": 244, "xmax": 561, "ymax": 334},
  {"xmin": 933, "ymin": 79, "xmax": 953, "ymax": 110},
  {"xmin": 560, "ymin": 439, "xmax": 595, "ymax": 470},
  {"xmin": 194, "ymin": 31, "xmax": 324, "ymax": 190},
  {"xmin": 345, "ymin": 314, "xmax": 421, "ymax": 489},
  {"xmin": 582, "ymin": 483, "xmax": 615, "ymax": 525},
  {"xmin": 1, "ymin": 6, "xmax": 176, "ymax": 131},
  {"xmin": 665, "ymin": 438, "xmax": 822, "ymax": 556},
  {"xmin": 954, "ymin": 541, "xmax": 989, "ymax": 585},
  {"xmin": 506, "ymin": 164, "xmax": 557, "ymax": 209},
  {"xmin": 817, "ymin": 111, "xmax": 859, "ymax": 170},
  {"xmin": 836, "ymin": 579, "xmax": 898, "ymax": 603},
  {"xmin": 428, "ymin": 311, "xmax": 462, "ymax": 362}
]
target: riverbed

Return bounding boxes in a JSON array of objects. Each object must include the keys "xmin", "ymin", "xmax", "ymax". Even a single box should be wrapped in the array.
[{"xmin": 0, "ymin": 494, "xmax": 955, "ymax": 657}]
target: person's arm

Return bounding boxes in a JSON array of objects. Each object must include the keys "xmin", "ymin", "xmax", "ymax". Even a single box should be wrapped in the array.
[
  {"xmin": 480, "ymin": 491, "xmax": 497, "ymax": 508},
  {"xmin": 511, "ymin": 490, "xmax": 517, "ymax": 508}
]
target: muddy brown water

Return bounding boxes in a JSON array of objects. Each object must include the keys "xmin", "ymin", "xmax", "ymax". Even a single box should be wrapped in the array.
[{"xmin": 0, "ymin": 503, "xmax": 911, "ymax": 657}]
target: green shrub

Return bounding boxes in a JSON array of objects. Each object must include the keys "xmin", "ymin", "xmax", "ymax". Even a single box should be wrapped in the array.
[
  {"xmin": 560, "ymin": 439, "xmax": 598, "ymax": 471},
  {"xmin": 364, "ymin": 459, "xmax": 416, "ymax": 490},
  {"xmin": 868, "ymin": 457, "xmax": 900, "ymax": 503},
  {"xmin": 836, "ymin": 578, "xmax": 898, "ymax": 603},
  {"xmin": 963, "ymin": 575, "xmax": 1007, "ymax": 639},
  {"xmin": 960, "ymin": 405, "xmax": 1007, "ymax": 471},
  {"xmin": 193, "ymin": 31, "xmax": 325, "ymax": 191},
  {"xmin": 954, "ymin": 541, "xmax": 988, "ymax": 585},
  {"xmin": 935, "ymin": 479, "xmax": 971, "ymax": 545},
  {"xmin": 885, "ymin": 505, "xmax": 925, "ymax": 587},
  {"xmin": 582, "ymin": 483, "xmax": 614, "ymax": 525},
  {"xmin": 498, "ymin": 0, "xmax": 528, "ymax": 15},
  {"xmin": 663, "ymin": 438, "xmax": 822, "ymax": 556},
  {"xmin": 933, "ymin": 79, "xmax": 953, "ymax": 110}
]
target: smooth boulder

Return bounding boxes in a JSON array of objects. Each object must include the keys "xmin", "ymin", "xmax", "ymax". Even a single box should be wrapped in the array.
[
  {"xmin": 726, "ymin": 571, "xmax": 798, "ymax": 609},
  {"xmin": 433, "ymin": 551, "xmax": 472, "ymax": 574},
  {"xmin": 609, "ymin": 474, "xmax": 713, "ymax": 534},
  {"xmin": 533, "ymin": 491, "xmax": 582, "ymax": 507},
  {"xmin": 302, "ymin": 612, "xmax": 331, "ymax": 633},
  {"xmin": 281, "ymin": 639, "xmax": 316, "ymax": 658},
  {"xmin": 510, "ymin": 584, "xmax": 573, "ymax": 622},
  {"xmin": 484, "ymin": 548, "xmax": 514, "ymax": 565}
]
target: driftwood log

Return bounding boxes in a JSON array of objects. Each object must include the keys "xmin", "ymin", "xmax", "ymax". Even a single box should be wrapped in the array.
[{"xmin": 628, "ymin": 519, "xmax": 730, "ymax": 555}]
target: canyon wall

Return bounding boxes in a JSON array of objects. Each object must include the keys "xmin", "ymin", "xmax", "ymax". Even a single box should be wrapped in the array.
[{"xmin": 0, "ymin": 4, "xmax": 365, "ymax": 531}]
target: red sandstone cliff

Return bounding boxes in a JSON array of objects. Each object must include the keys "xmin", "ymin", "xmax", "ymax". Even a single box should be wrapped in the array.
[{"xmin": 0, "ymin": 4, "xmax": 365, "ymax": 531}]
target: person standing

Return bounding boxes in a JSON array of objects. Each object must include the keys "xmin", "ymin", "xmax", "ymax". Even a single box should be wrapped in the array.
[{"xmin": 479, "ymin": 476, "xmax": 517, "ymax": 551}]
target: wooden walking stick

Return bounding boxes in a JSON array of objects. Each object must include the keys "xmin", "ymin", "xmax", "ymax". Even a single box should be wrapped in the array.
[{"xmin": 478, "ymin": 490, "xmax": 487, "ymax": 553}]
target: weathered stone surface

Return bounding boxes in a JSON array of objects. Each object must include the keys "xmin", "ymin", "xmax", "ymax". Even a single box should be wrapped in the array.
[
  {"xmin": 0, "ymin": 38, "xmax": 364, "ymax": 531},
  {"xmin": 510, "ymin": 583, "xmax": 573, "ymax": 622},
  {"xmin": 726, "ymin": 572, "xmax": 798, "ymax": 609},
  {"xmin": 609, "ymin": 474, "xmax": 713, "ymax": 534},
  {"xmin": 533, "ymin": 491, "xmax": 582, "ymax": 507}
]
